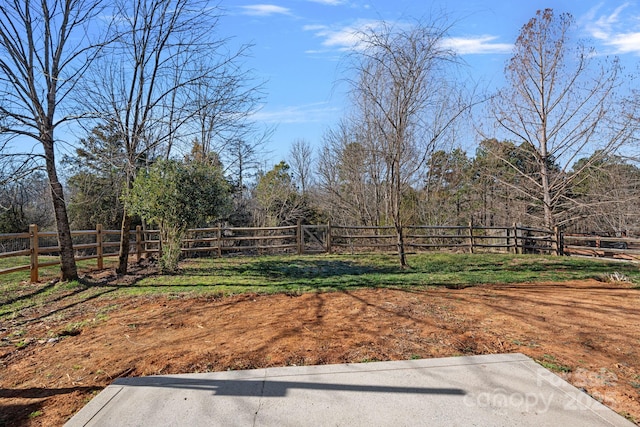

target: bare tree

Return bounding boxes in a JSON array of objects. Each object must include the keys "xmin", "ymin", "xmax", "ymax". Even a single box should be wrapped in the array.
[
  {"xmin": 569, "ymin": 153, "xmax": 640, "ymax": 234},
  {"xmin": 0, "ymin": 0, "xmax": 107, "ymax": 280},
  {"xmin": 224, "ymin": 131, "xmax": 271, "ymax": 197},
  {"xmin": 190, "ymin": 62, "xmax": 267, "ymax": 168},
  {"xmin": 346, "ymin": 19, "xmax": 469, "ymax": 266},
  {"xmin": 317, "ymin": 121, "xmax": 387, "ymax": 226},
  {"xmin": 489, "ymin": 9, "xmax": 633, "ymax": 230},
  {"xmin": 316, "ymin": 127, "xmax": 345, "ymax": 223},
  {"xmin": 288, "ymin": 139, "xmax": 314, "ymax": 195},
  {"xmin": 80, "ymin": 0, "xmax": 260, "ymax": 274},
  {"xmin": 0, "ymin": 171, "xmax": 53, "ymax": 233}
]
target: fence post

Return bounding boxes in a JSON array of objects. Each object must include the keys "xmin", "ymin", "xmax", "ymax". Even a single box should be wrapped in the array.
[
  {"xmin": 257, "ymin": 227, "xmax": 263, "ymax": 256},
  {"xmin": 553, "ymin": 226, "xmax": 563, "ymax": 256},
  {"xmin": 136, "ymin": 225, "xmax": 142, "ymax": 262},
  {"xmin": 297, "ymin": 219, "xmax": 303, "ymax": 255},
  {"xmin": 29, "ymin": 224, "xmax": 39, "ymax": 283},
  {"xmin": 96, "ymin": 224, "xmax": 104, "ymax": 269},
  {"xmin": 513, "ymin": 223, "xmax": 520, "ymax": 254},
  {"xmin": 468, "ymin": 220, "xmax": 474, "ymax": 254},
  {"xmin": 141, "ymin": 221, "xmax": 148, "ymax": 258},
  {"xmin": 326, "ymin": 222, "xmax": 332, "ymax": 254},
  {"xmin": 217, "ymin": 223, "xmax": 222, "ymax": 258}
]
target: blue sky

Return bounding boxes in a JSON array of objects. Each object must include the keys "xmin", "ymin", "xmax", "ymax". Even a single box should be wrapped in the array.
[{"xmin": 217, "ymin": 1, "xmax": 640, "ymax": 165}]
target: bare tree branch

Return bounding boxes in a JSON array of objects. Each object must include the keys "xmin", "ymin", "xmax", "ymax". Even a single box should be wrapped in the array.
[
  {"xmin": 0, "ymin": 0, "xmax": 109, "ymax": 280},
  {"xmin": 488, "ymin": 9, "xmax": 634, "ymax": 229}
]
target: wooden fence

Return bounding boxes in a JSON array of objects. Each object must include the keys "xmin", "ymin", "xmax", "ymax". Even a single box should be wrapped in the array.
[
  {"xmin": 328, "ymin": 223, "xmax": 559, "ymax": 255},
  {"xmin": 562, "ymin": 234, "xmax": 640, "ymax": 261},
  {"xmin": 0, "ymin": 222, "xmax": 562, "ymax": 282}
]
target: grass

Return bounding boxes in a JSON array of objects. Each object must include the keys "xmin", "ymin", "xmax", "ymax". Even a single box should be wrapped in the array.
[
  {"xmin": 1, "ymin": 252, "xmax": 639, "ymax": 321},
  {"xmin": 0, "ymin": 256, "xmax": 118, "ymax": 318},
  {"xmin": 0, "ymin": 255, "xmax": 119, "ymax": 288},
  {"xmin": 123, "ymin": 252, "xmax": 640, "ymax": 296},
  {"xmin": 537, "ymin": 354, "xmax": 572, "ymax": 373}
]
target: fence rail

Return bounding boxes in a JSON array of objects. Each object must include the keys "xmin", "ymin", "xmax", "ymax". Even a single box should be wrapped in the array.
[
  {"xmin": 0, "ymin": 222, "xmax": 565, "ymax": 282},
  {"xmin": 562, "ymin": 234, "xmax": 640, "ymax": 260}
]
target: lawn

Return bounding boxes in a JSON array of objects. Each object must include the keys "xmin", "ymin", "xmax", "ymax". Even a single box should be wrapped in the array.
[
  {"xmin": 2, "ymin": 252, "xmax": 640, "ymax": 426},
  {"xmin": 1, "ymin": 253, "xmax": 638, "ymax": 320}
]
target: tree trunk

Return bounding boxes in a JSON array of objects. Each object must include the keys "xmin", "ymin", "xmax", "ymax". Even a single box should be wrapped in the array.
[
  {"xmin": 540, "ymin": 164, "xmax": 555, "ymax": 230},
  {"xmin": 392, "ymin": 157, "xmax": 408, "ymax": 268},
  {"xmin": 540, "ymin": 142, "xmax": 555, "ymax": 230},
  {"xmin": 117, "ymin": 170, "xmax": 137, "ymax": 275},
  {"xmin": 42, "ymin": 140, "xmax": 78, "ymax": 281},
  {"xmin": 117, "ymin": 212, "xmax": 132, "ymax": 274},
  {"xmin": 396, "ymin": 224, "xmax": 407, "ymax": 267}
]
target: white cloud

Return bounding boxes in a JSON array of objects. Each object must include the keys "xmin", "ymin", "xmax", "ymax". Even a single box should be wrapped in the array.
[
  {"xmin": 302, "ymin": 24, "xmax": 327, "ymax": 31},
  {"xmin": 590, "ymin": 3, "xmax": 628, "ymax": 38},
  {"xmin": 305, "ymin": 21, "xmax": 511, "ymax": 56},
  {"xmin": 581, "ymin": 3, "xmax": 640, "ymax": 55},
  {"xmin": 240, "ymin": 4, "xmax": 292, "ymax": 16},
  {"xmin": 252, "ymin": 102, "xmax": 339, "ymax": 124},
  {"xmin": 604, "ymin": 32, "xmax": 640, "ymax": 54},
  {"xmin": 304, "ymin": 19, "xmax": 386, "ymax": 52},
  {"xmin": 320, "ymin": 27, "xmax": 362, "ymax": 48},
  {"xmin": 442, "ymin": 36, "xmax": 512, "ymax": 55},
  {"xmin": 308, "ymin": 0, "xmax": 345, "ymax": 4}
]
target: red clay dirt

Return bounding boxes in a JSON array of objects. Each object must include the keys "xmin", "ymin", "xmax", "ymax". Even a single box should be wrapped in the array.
[{"xmin": 1, "ymin": 266, "xmax": 639, "ymax": 426}]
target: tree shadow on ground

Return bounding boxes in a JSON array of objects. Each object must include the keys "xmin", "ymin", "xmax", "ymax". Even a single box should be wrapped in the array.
[
  {"xmin": 0, "ymin": 280, "xmax": 57, "ymax": 307},
  {"xmin": 1, "ymin": 264, "xmax": 157, "ymax": 327},
  {"xmin": 181, "ymin": 259, "xmax": 400, "ymax": 279},
  {"xmin": 0, "ymin": 386, "xmax": 101, "ymax": 399}
]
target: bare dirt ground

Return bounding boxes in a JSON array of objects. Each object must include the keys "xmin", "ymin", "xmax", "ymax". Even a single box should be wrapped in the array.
[{"xmin": 1, "ymin": 267, "xmax": 639, "ymax": 426}]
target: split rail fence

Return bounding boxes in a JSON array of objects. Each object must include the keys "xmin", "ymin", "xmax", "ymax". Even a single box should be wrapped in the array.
[
  {"xmin": 562, "ymin": 234, "xmax": 640, "ymax": 260},
  {"xmin": 1, "ymin": 222, "xmax": 614, "ymax": 283}
]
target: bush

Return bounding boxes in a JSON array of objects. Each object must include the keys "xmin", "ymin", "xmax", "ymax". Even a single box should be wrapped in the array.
[{"xmin": 125, "ymin": 159, "xmax": 230, "ymax": 272}]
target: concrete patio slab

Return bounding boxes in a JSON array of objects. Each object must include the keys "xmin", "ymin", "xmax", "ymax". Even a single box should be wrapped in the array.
[{"xmin": 65, "ymin": 353, "xmax": 633, "ymax": 426}]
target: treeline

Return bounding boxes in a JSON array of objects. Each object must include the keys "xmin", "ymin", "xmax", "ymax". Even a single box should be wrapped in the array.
[
  {"xmin": 1, "ymin": 4, "xmax": 639, "ymax": 276},
  {"xmin": 312, "ymin": 140, "xmax": 640, "ymax": 234},
  {"xmin": 6, "ymin": 131, "xmax": 639, "ymax": 238}
]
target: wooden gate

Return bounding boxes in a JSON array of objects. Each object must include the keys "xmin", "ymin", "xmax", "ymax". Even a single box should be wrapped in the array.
[{"xmin": 301, "ymin": 224, "xmax": 329, "ymax": 253}]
